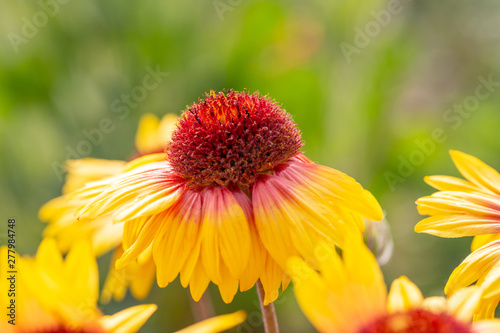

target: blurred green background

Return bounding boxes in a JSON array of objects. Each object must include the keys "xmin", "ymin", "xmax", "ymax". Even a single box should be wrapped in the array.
[{"xmin": 1, "ymin": 0, "xmax": 500, "ymax": 331}]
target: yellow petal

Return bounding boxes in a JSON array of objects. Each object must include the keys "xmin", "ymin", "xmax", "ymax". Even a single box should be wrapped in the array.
[
  {"xmin": 101, "ymin": 247, "xmax": 128, "ymax": 304},
  {"xmin": 253, "ymin": 174, "xmax": 359, "ymax": 271},
  {"xmin": 135, "ymin": 113, "xmax": 160, "ymax": 154},
  {"xmin": 63, "ymin": 240, "xmax": 99, "ymax": 307},
  {"xmin": 387, "ymin": 276, "xmax": 423, "ymax": 313},
  {"xmin": 445, "ymin": 240, "xmax": 500, "ymax": 296},
  {"xmin": 113, "ymin": 183, "xmax": 184, "ymax": 223},
  {"xmin": 175, "ymin": 311, "xmax": 247, "ymax": 333},
  {"xmin": 416, "ymin": 192, "xmax": 500, "ymax": 218},
  {"xmin": 239, "ymin": 222, "xmax": 266, "ymax": 292},
  {"xmin": 129, "ymin": 256, "xmax": 156, "ymax": 300},
  {"xmin": 35, "ymin": 238, "xmax": 64, "ymax": 277},
  {"xmin": 475, "ymin": 262, "xmax": 500, "ymax": 307},
  {"xmin": 472, "ymin": 234, "xmax": 500, "ymax": 252},
  {"xmin": 63, "ymin": 158, "xmax": 126, "ymax": 194},
  {"xmin": 450, "ymin": 150, "xmax": 500, "ymax": 196},
  {"xmin": 415, "ymin": 215, "xmax": 500, "ymax": 237},
  {"xmin": 216, "ymin": 262, "xmax": 239, "ymax": 304},
  {"xmin": 287, "ymin": 256, "xmax": 353, "ymax": 333},
  {"xmin": 277, "ymin": 161, "xmax": 383, "ymax": 221},
  {"xmin": 117, "ymin": 215, "xmax": 162, "ymax": 269},
  {"xmin": 74, "ymin": 162, "xmax": 180, "ymax": 221},
  {"xmin": 99, "ymin": 304, "xmax": 157, "ymax": 333},
  {"xmin": 259, "ymin": 256, "xmax": 285, "ymax": 305},
  {"xmin": 471, "ymin": 319, "xmax": 500, "ymax": 333},
  {"xmin": 343, "ymin": 237, "xmax": 387, "ymax": 317},
  {"xmin": 188, "ymin": 262, "xmax": 211, "ymax": 302},
  {"xmin": 39, "ymin": 196, "xmax": 70, "ymax": 223},
  {"xmin": 473, "ymin": 298, "xmax": 499, "ymax": 321},
  {"xmin": 154, "ymin": 190, "xmax": 202, "ymax": 287},
  {"xmin": 179, "ymin": 239, "xmax": 203, "ymax": 289},
  {"xmin": 424, "ymin": 175, "xmax": 480, "ymax": 192},
  {"xmin": 158, "ymin": 113, "xmax": 179, "ymax": 145},
  {"xmin": 447, "ymin": 286, "xmax": 482, "ymax": 322},
  {"xmin": 200, "ymin": 186, "xmax": 251, "ymax": 283},
  {"xmin": 90, "ymin": 217, "xmax": 124, "ymax": 256},
  {"xmin": 122, "ymin": 153, "xmax": 167, "ymax": 172},
  {"xmin": 421, "ymin": 297, "xmax": 447, "ymax": 313}
]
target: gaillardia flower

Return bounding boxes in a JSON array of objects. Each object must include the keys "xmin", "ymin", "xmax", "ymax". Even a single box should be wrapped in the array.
[
  {"xmin": 415, "ymin": 150, "xmax": 500, "ymax": 319},
  {"xmin": 0, "ymin": 239, "xmax": 156, "ymax": 333},
  {"xmin": 287, "ymin": 237, "xmax": 500, "ymax": 333},
  {"xmin": 72, "ymin": 90, "xmax": 383, "ymax": 304},
  {"xmin": 415, "ymin": 150, "xmax": 500, "ymax": 242},
  {"xmin": 443, "ymin": 240, "xmax": 500, "ymax": 320},
  {"xmin": 39, "ymin": 113, "xmax": 178, "ymax": 303}
]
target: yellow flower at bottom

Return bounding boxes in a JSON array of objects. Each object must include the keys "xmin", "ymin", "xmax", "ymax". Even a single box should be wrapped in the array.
[
  {"xmin": 0, "ymin": 239, "xmax": 156, "ymax": 333},
  {"xmin": 287, "ymin": 237, "xmax": 500, "ymax": 333}
]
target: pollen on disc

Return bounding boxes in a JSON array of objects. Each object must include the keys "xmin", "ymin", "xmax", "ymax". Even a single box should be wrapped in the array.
[{"xmin": 167, "ymin": 90, "xmax": 303, "ymax": 188}]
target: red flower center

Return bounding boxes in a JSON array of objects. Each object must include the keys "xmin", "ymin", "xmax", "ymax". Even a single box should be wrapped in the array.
[
  {"xmin": 167, "ymin": 90, "xmax": 303, "ymax": 188},
  {"xmin": 358, "ymin": 308, "xmax": 471, "ymax": 333}
]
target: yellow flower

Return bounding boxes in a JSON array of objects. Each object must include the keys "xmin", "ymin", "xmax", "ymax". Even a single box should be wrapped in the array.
[
  {"xmin": 415, "ymin": 150, "xmax": 500, "ymax": 320},
  {"xmin": 287, "ymin": 237, "xmax": 500, "ymax": 333},
  {"xmin": 39, "ymin": 113, "xmax": 178, "ymax": 303},
  {"xmin": 0, "ymin": 239, "xmax": 156, "ymax": 333},
  {"xmin": 176, "ymin": 310, "xmax": 247, "ymax": 333},
  {"xmin": 415, "ymin": 150, "xmax": 500, "ymax": 241},
  {"xmin": 444, "ymin": 240, "xmax": 500, "ymax": 320},
  {"xmin": 71, "ymin": 90, "xmax": 383, "ymax": 304}
]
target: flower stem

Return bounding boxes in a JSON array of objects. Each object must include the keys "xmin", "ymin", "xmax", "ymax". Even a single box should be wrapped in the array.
[
  {"xmin": 256, "ymin": 280, "xmax": 280, "ymax": 333},
  {"xmin": 189, "ymin": 290, "xmax": 215, "ymax": 322}
]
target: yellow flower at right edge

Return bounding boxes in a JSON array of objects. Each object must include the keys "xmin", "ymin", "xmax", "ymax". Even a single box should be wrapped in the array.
[
  {"xmin": 287, "ymin": 237, "xmax": 500, "ymax": 333},
  {"xmin": 415, "ymin": 150, "xmax": 500, "ymax": 249},
  {"xmin": 415, "ymin": 150, "xmax": 500, "ymax": 319}
]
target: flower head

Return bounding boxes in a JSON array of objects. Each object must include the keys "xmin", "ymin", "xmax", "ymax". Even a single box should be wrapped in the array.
[
  {"xmin": 0, "ymin": 239, "xmax": 156, "ymax": 333},
  {"xmin": 167, "ymin": 90, "xmax": 302, "ymax": 187},
  {"xmin": 71, "ymin": 90, "xmax": 383, "ymax": 304},
  {"xmin": 287, "ymin": 237, "xmax": 500, "ymax": 333}
]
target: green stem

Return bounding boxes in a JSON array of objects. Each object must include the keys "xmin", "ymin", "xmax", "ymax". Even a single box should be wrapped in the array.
[{"xmin": 256, "ymin": 280, "xmax": 280, "ymax": 333}]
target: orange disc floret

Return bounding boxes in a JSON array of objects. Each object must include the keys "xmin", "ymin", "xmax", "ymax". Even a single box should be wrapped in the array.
[
  {"xmin": 359, "ymin": 308, "xmax": 471, "ymax": 333},
  {"xmin": 167, "ymin": 90, "xmax": 303, "ymax": 188}
]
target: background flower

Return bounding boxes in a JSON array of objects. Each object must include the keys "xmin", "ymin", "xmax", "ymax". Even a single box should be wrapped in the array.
[
  {"xmin": 39, "ymin": 113, "xmax": 178, "ymax": 304},
  {"xmin": 287, "ymin": 238, "xmax": 500, "ymax": 333},
  {"xmin": 0, "ymin": 239, "xmax": 156, "ymax": 333}
]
